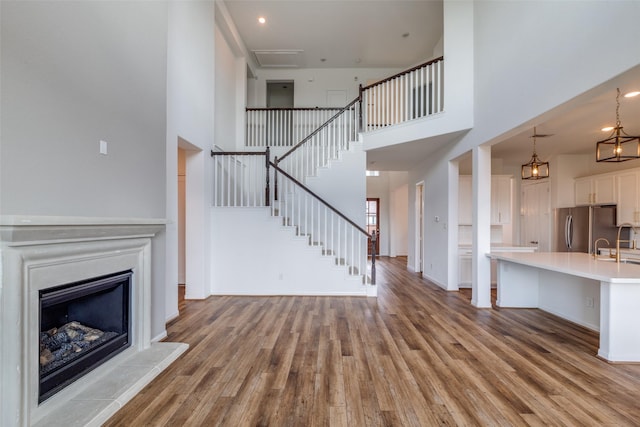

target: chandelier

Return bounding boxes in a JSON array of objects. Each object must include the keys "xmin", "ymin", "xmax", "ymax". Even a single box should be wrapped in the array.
[
  {"xmin": 521, "ymin": 127, "xmax": 550, "ymax": 180},
  {"xmin": 596, "ymin": 88, "xmax": 640, "ymax": 162}
]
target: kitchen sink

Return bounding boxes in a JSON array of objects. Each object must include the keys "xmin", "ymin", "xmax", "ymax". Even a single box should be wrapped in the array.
[{"xmin": 594, "ymin": 256, "xmax": 640, "ymax": 265}]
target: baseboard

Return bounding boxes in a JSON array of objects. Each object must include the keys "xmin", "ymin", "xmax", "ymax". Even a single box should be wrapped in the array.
[{"xmin": 152, "ymin": 330, "xmax": 168, "ymax": 343}]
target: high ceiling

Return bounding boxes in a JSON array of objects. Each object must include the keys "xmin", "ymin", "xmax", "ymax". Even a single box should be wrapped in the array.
[
  {"xmin": 222, "ymin": 1, "xmax": 640, "ymax": 173},
  {"xmin": 223, "ymin": 0, "xmax": 443, "ymax": 69},
  {"xmin": 485, "ymin": 66, "xmax": 640, "ymax": 172}
]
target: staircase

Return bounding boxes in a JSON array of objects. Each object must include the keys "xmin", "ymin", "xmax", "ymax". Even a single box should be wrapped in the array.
[
  {"xmin": 210, "ymin": 116, "xmax": 375, "ymax": 296},
  {"xmin": 211, "ymin": 56, "xmax": 444, "ymax": 296}
]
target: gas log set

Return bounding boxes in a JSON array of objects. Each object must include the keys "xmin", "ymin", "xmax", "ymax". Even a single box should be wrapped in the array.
[{"xmin": 39, "ymin": 321, "xmax": 117, "ymax": 376}]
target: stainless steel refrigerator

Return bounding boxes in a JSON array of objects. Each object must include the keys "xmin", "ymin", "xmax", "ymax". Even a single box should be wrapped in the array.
[{"xmin": 553, "ymin": 205, "xmax": 624, "ymax": 253}]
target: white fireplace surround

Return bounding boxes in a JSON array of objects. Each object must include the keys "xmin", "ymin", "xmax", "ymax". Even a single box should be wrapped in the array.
[{"xmin": 0, "ymin": 216, "xmax": 188, "ymax": 427}]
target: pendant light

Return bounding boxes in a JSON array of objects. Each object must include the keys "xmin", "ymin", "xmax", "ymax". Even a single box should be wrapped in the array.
[
  {"xmin": 521, "ymin": 127, "xmax": 550, "ymax": 180},
  {"xmin": 596, "ymin": 88, "xmax": 640, "ymax": 162}
]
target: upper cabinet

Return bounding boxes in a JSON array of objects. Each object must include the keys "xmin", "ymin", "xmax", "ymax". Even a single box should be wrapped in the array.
[
  {"xmin": 575, "ymin": 174, "xmax": 616, "ymax": 206},
  {"xmin": 616, "ymin": 170, "xmax": 640, "ymax": 226},
  {"xmin": 458, "ymin": 175, "xmax": 512, "ymax": 225}
]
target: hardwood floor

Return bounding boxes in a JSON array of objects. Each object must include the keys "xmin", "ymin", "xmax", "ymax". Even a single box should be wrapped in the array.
[{"xmin": 105, "ymin": 257, "xmax": 640, "ymax": 426}]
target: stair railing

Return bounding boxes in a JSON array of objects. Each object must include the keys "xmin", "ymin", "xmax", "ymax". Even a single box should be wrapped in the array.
[
  {"xmin": 246, "ymin": 107, "xmax": 343, "ymax": 148},
  {"xmin": 359, "ymin": 56, "xmax": 444, "ymax": 132},
  {"xmin": 210, "ymin": 147, "xmax": 376, "ymax": 284},
  {"xmin": 210, "ymin": 148, "xmax": 270, "ymax": 207},
  {"xmin": 275, "ymin": 98, "xmax": 360, "ymax": 183},
  {"xmin": 271, "ymin": 161, "xmax": 375, "ymax": 283}
]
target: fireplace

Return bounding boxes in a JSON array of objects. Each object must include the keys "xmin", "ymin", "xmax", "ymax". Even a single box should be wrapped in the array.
[
  {"xmin": 1, "ymin": 216, "xmax": 188, "ymax": 426},
  {"xmin": 39, "ymin": 270, "xmax": 132, "ymax": 403}
]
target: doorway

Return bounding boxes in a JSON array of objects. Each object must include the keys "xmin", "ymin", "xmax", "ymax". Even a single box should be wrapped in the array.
[
  {"xmin": 266, "ymin": 81, "xmax": 294, "ymax": 145},
  {"xmin": 366, "ymin": 198, "xmax": 380, "ymax": 255},
  {"xmin": 415, "ymin": 182, "xmax": 424, "ymax": 273},
  {"xmin": 267, "ymin": 80, "xmax": 294, "ymax": 107}
]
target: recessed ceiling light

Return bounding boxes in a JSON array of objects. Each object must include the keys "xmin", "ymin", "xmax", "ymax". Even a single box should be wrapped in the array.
[
  {"xmin": 258, "ymin": 16, "xmax": 266, "ymax": 24},
  {"xmin": 624, "ymin": 91, "xmax": 640, "ymax": 98},
  {"xmin": 601, "ymin": 126, "xmax": 615, "ymax": 132}
]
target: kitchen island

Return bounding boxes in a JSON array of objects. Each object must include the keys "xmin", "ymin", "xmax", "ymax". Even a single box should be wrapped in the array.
[
  {"xmin": 458, "ymin": 244, "xmax": 537, "ymax": 287},
  {"xmin": 491, "ymin": 252, "xmax": 640, "ymax": 363}
]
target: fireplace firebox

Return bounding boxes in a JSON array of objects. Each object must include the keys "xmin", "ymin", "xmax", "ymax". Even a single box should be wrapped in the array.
[{"xmin": 39, "ymin": 270, "xmax": 132, "ymax": 403}]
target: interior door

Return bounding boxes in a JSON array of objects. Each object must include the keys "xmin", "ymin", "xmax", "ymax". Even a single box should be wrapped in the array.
[
  {"xmin": 366, "ymin": 198, "xmax": 380, "ymax": 255},
  {"xmin": 521, "ymin": 181, "xmax": 551, "ymax": 252}
]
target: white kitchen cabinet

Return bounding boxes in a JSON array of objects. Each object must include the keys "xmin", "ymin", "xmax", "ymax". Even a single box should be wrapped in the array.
[
  {"xmin": 458, "ymin": 175, "xmax": 472, "ymax": 225},
  {"xmin": 491, "ymin": 176, "xmax": 512, "ymax": 224},
  {"xmin": 459, "ymin": 175, "xmax": 511, "ymax": 225},
  {"xmin": 616, "ymin": 170, "xmax": 640, "ymax": 226},
  {"xmin": 458, "ymin": 249, "xmax": 472, "ymax": 286},
  {"xmin": 575, "ymin": 174, "xmax": 616, "ymax": 206}
]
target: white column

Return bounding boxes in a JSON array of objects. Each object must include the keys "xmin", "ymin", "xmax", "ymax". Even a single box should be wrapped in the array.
[
  {"xmin": 472, "ymin": 144, "xmax": 492, "ymax": 307},
  {"xmin": 448, "ymin": 160, "xmax": 460, "ymax": 290}
]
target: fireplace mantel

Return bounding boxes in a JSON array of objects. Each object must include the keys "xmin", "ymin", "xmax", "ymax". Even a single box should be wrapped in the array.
[
  {"xmin": 0, "ymin": 216, "xmax": 187, "ymax": 427},
  {"xmin": 0, "ymin": 215, "xmax": 168, "ymax": 245}
]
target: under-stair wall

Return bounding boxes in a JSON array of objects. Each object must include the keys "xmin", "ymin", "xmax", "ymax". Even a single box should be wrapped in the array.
[{"xmin": 210, "ymin": 207, "xmax": 369, "ymax": 295}]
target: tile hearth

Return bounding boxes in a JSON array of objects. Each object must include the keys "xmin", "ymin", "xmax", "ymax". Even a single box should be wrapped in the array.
[{"xmin": 0, "ymin": 216, "xmax": 188, "ymax": 427}]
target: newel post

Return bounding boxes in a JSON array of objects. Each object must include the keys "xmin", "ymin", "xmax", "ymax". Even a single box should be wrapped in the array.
[
  {"xmin": 265, "ymin": 146, "xmax": 270, "ymax": 207},
  {"xmin": 358, "ymin": 83, "xmax": 364, "ymax": 131},
  {"xmin": 274, "ymin": 156, "xmax": 279, "ymax": 202},
  {"xmin": 370, "ymin": 230, "xmax": 377, "ymax": 285}
]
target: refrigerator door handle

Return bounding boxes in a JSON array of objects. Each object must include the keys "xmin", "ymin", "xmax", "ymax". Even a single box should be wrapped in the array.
[{"xmin": 567, "ymin": 215, "xmax": 573, "ymax": 249}]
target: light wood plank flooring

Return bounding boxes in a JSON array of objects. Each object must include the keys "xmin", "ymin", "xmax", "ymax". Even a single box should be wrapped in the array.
[{"xmin": 105, "ymin": 257, "xmax": 640, "ymax": 426}]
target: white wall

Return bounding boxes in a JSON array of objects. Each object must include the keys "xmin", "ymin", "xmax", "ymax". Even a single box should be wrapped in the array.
[
  {"xmin": 389, "ymin": 172, "xmax": 409, "ymax": 257},
  {"xmin": 166, "ymin": 0, "xmax": 216, "ymax": 314},
  {"xmin": 306, "ymin": 144, "xmax": 366, "ymax": 227},
  {"xmin": 247, "ymin": 67, "xmax": 402, "ymax": 108},
  {"xmin": 214, "ymin": 24, "xmax": 238, "ymax": 151},
  {"xmin": 211, "ymin": 208, "xmax": 367, "ymax": 295},
  {"xmin": 1, "ymin": 1, "xmax": 170, "ymax": 339},
  {"xmin": 408, "ymin": 0, "xmax": 640, "ymax": 290}
]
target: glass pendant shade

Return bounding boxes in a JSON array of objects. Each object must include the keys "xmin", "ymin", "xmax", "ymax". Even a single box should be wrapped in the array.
[
  {"xmin": 595, "ymin": 126, "xmax": 640, "ymax": 162},
  {"xmin": 596, "ymin": 88, "xmax": 640, "ymax": 162},
  {"xmin": 521, "ymin": 153, "xmax": 549, "ymax": 180},
  {"xmin": 521, "ymin": 127, "xmax": 550, "ymax": 180}
]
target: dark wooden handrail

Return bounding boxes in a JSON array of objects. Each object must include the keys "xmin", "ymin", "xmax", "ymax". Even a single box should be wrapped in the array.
[
  {"xmin": 360, "ymin": 56, "xmax": 444, "ymax": 92},
  {"xmin": 270, "ymin": 161, "xmax": 369, "ymax": 238},
  {"xmin": 278, "ymin": 97, "xmax": 359, "ymax": 162},
  {"xmin": 211, "ymin": 150, "xmax": 268, "ymax": 156},
  {"xmin": 246, "ymin": 107, "xmax": 343, "ymax": 112}
]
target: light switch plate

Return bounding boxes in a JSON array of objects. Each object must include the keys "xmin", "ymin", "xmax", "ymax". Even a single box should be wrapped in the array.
[{"xmin": 99, "ymin": 140, "xmax": 108, "ymax": 155}]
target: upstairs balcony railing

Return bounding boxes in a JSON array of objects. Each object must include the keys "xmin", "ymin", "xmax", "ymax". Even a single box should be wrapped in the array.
[
  {"xmin": 360, "ymin": 56, "xmax": 444, "ymax": 132},
  {"xmin": 242, "ymin": 57, "xmax": 444, "ymax": 183},
  {"xmin": 246, "ymin": 107, "xmax": 343, "ymax": 148},
  {"xmin": 245, "ymin": 57, "xmax": 444, "ymax": 150}
]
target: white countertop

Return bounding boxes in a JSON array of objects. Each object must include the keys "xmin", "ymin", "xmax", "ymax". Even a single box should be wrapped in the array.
[
  {"xmin": 490, "ymin": 252, "xmax": 640, "ymax": 283},
  {"xmin": 459, "ymin": 244, "xmax": 537, "ymax": 254}
]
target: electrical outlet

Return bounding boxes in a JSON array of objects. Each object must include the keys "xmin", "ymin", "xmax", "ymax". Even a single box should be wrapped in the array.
[{"xmin": 586, "ymin": 297, "xmax": 594, "ymax": 308}]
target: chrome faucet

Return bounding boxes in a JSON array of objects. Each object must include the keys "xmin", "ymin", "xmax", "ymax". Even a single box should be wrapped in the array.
[
  {"xmin": 593, "ymin": 237, "xmax": 610, "ymax": 259},
  {"xmin": 616, "ymin": 222, "xmax": 638, "ymax": 263}
]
